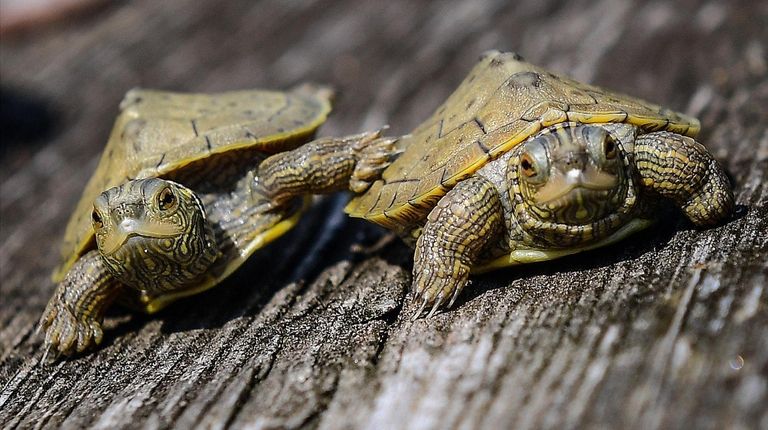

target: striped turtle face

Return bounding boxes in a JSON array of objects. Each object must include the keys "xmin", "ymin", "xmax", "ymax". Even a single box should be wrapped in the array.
[
  {"xmin": 509, "ymin": 124, "xmax": 635, "ymax": 245},
  {"xmin": 92, "ymin": 178, "xmax": 219, "ymax": 294}
]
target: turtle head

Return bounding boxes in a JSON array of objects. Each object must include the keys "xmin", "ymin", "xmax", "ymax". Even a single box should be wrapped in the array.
[
  {"xmin": 510, "ymin": 124, "xmax": 636, "ymax": 244},
  {"xmin": 92, "ymin": 178, "xmax": 219, "ymax": 293}
]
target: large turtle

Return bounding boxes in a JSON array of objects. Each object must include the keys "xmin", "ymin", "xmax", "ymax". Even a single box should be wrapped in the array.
[
  {"xmin": 40, "ymin": 85, "xmax": 391, "ymax": 356},
  {"xmin": 256, "ymin": 51, "xmax": 734, "ymax": 316}
]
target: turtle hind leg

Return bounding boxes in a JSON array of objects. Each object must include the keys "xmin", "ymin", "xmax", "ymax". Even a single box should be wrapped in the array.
[
  {"xmin": 256, "ymin": 130, "xmax": 398, "ymax": 208},
  {"xmin": 635, "ymin": 132, "xmax": 734, "ymax": 227},
  {"xmin": 412, "ymin": 175, "xmax": 503, "ymax": 318},
  {"xmin": 38, "ymin": 250, "xmax": 124, "ymax": 358}
]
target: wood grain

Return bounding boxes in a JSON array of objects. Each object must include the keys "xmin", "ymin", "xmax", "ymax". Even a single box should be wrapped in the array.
[{"xmin": 1, "ymin": 0, "xmax": 766, "ymax": 428}]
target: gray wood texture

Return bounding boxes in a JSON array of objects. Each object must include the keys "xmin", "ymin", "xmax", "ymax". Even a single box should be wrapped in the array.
[{"xmin": 1, "ymin": 0, "xmax": 766, "ymax": 428}]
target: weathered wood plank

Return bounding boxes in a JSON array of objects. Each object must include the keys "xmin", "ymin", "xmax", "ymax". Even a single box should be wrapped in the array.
[{"xmin": 1, "ymin": 0, "xmax": 766, "ymax": 429}]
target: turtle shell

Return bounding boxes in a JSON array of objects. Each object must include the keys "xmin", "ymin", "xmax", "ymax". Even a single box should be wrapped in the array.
[
  {"xmin": 54, "ymin": 85, "xmax": 332, "ymax": 282},
  {"xmin": 345, "ymin": 51, "xmax": 700, "ymax": 231}
]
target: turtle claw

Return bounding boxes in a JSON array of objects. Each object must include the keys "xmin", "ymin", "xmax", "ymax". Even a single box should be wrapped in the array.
[
  {"xmin": 410, "ymin": 290, "xmax": 448, "ymax": 320},
  {"xmin": 412, "ymin": 296, "xmax": 429, "ymax": 321},
  {"xmin": 40, "ymin": 345, "xmax": 52, "ymax": 366},
  {"xmin": 411, "ymin": 264, "xmax": 470, "ymax": 319},
  {"xmin": 38, "ymin": 297, "xmax": 103, "ymax": 358},
  {"xmin": 425, "ymin": 299, "xmax": 443, "ymax": 319},
  {"xmin": 448, "ymin": 284, "xmax": 462, "ymax": 309}
]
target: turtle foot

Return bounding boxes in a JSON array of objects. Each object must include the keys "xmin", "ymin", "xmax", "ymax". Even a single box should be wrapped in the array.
[
  {"xmin": 350, "ymin": 132, "xmax": 401, "ymax": 193},
  {"xmin": 38, "ymin": 293, "xmax": 104, "ymax": 359},
  {"xmin": 410, "ymin": 263, "xmax": 469, "ymax": 320}
]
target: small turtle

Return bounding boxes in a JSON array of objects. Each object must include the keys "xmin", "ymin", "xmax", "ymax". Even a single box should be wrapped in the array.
[
  {"xmin": 256, "ymin": 51, "xmax": 734, "ymax": 316},
  {"xmin": 40, "ymin": 85, "xmax": 392, "ymax": 356}
]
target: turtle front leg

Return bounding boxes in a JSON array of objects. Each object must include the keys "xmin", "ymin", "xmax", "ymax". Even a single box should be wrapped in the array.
[
  {"xmin": 412, "ymin": 175, "xmax": 503, "ymax": 318},
  {"xmin": 38, "ymin": 250, "xmax": 124, "ymax": 358},
  {"xmin": 257, "ymin": 130, "xmax": 398, "ymax": 208},
  {"xmin": 634, "ymin": 132, "xmax": 734, "ymax": 226}
]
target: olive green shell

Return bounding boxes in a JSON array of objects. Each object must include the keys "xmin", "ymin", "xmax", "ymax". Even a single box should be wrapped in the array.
[
  {"xmin": 54, "ymin": 86, "xmax": 332, "ymax": 282},
  {"xmin": 345, "ymin": 51, "xmax": 700, "ymax": 230}
]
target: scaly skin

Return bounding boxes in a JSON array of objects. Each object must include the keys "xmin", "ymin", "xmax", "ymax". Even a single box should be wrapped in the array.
[
  {"xmin": 256, "ymin": 130, "xmax": 397, "ymax": 206},
  {"xmin": 257, "ymin": 124, "xmax": 734, "ymax": 317},
  {"xmin": 40, "ymin": 179, "xmax": 221, "ymax": 358},
  {"xmin": 413, "ymin": 124, "xmax": 636, "ymax": 312},
  {"xmin": 39, "ymin": 130, "xmax": 394, "ymax": 358},
  {"xmin": 412, "ymin": 175, "xmax": 503, "ymax": 317},
  {"xmin": 38, "ymin": 250, "xmax": 123, "ymax": 358},
  {"xmin": 635, "ymin": 131, "xmax": 734, "ymax": 227},
  {"xmin": 94, "ymin": 179, "xmax": 220, "ymax": 294},
  {"xmin": 42, "ymin": 86, "xmax": 338, "ymax": 359}
]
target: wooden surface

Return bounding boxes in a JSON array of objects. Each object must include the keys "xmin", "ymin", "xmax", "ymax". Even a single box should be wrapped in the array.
[{"xmin": 1, "ymin": 0, "xmax": 766, "ymax": 428}]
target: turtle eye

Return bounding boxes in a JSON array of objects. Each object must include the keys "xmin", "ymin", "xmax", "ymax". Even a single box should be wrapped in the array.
[
  {"xmin": 604, "ymin": 137, "xmax": 617, "ymax": 159},
  {"xmin": 520, "ymin": 153, "xmax": 537, "ymax": 177},
  {"xmin": 158, "ymin": 187, "xmax": 177, "ymax": 211},
  {"xmin": 92, "ymin": 209, "xmax": 103, "ymax": 228}
]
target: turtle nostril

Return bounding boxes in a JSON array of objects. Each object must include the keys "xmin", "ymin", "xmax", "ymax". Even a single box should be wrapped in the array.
[{"xmin": 564, "ymin": 153, "xmax": 584, "ymax": 169}]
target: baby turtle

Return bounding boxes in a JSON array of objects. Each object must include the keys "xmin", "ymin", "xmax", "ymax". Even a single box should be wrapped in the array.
[
  {"xmin": 40, "ymin": 85, "xmax": 390, "ymax": 356},
  {"xmin": 257, "ymin": 51, "xmax": 734, "ymax": 317}
]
